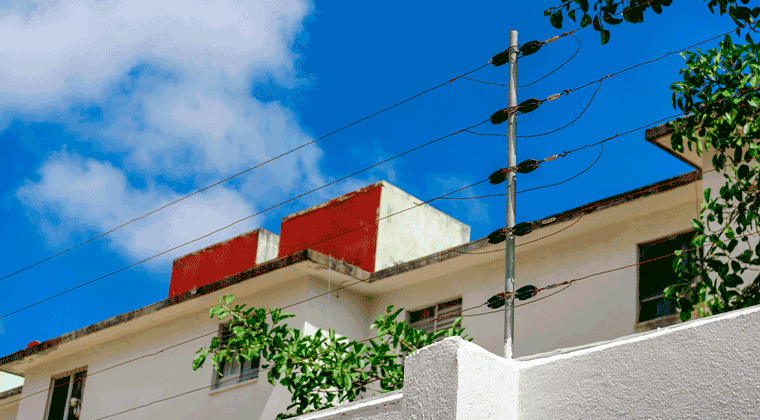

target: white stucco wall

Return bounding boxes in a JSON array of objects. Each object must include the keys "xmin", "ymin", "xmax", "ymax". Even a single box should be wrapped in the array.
[
  {"xmin": 255, "ymin": 229, "xmax": 281, "ymax": 264},
  {"xmin": 374, "ymin": 181, "xmax": 471, "ymax": 272},
  {"xmin": 0, "ymin": 393, "xmax": 19, "ymax": 420},
  {"xmin": 293, "ymin": 390, "xmax": 402, "ymax": 420},
  {"xmin": 296, "ymin": 304, "xmax": 760, "ymax": 419},
  {"xmin": 13, "ymin": 273, "xmax": 372, "ymax": 420},
  {"xmin": 369, "ymin": 181, "xmax": 700, "ymax": 358},
  {"xmin": 519, "ymin": 303, "xmax": 760, "ymax": 420}
]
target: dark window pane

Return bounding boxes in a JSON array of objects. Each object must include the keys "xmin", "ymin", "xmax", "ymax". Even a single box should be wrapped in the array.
[
  {"xmin": 638, "ymin": 231, "xmax": 695, "ymax": 322},
  {"xmin": 409, "ymin": 306, "xmax": 435, "ymax": 324},
  {"xmin": 67, "ymin": 371, "xmax": 86, "ymax": 420},
  {"xmin": 48, "ymin": 376, "xmax": 70, "ymax": 420}
]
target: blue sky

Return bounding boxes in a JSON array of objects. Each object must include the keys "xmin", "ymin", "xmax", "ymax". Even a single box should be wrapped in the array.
[{"xmin": 0, "ymin": 1, "xmax": 740, "ymax": 363}]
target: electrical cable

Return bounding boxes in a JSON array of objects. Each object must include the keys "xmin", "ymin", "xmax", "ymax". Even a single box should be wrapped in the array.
[
  {"xmin": 449, "ymin": 84, "xmax": 760, "ymax": 204},
  {"xmin": 0, "ymin": 63, "xmax": 495, "ymax": 283},
  {"xmin": 3, "ymin": 14, "xmax": 749, "ymax": 284},
  {"xmin": 0, "ymin": 177, "xmax": 495, "ymax": 409},
  {"xmin": 0, "ymin": 119, "xmax": 489, "ymax": 320},
  {"xmin": 465, "ymin": 80, "xmax": 602, "ymax": 139},
  {"xmin": 2, "ymin": 163, "xmax": 557, "ymax": 410},
  {"xmin": 519, "ymin": 33, "xmax": 582, "ymax": 88},
  {"xmin": 464, "ymin": 34, "xmax": 582, "ymax": 89},
  {"xmin": 518, "ymin": 142, "xmax": 603, "ymax": 194}
]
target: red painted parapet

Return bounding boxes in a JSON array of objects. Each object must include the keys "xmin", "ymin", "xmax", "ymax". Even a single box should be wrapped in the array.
[
  {"xmin": 278, "ymin": 181, "xmax": 471, "ymax": 273},
  {"xmin": 278, "ymin": 183, "xmax": 383, "ymax": 273},
  {"xmin": 168, "ymin": 228, "xmax": 279, "ymax": 298}
]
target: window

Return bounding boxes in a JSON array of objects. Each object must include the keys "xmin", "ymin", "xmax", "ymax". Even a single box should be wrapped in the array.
[
  {"xmin": 211, "ymin": 323, "xmax": 259, "ymax": 390},
  {"xmin": 408, "ymin": 297, "xmax": 462, "ymax": 337},
  {"xmin": 45, "ymin": 367, "xmax": 86, "ymax": 420},
  {"xmin": 638, "ymin": 230, "xmax": 698, "ymax": 323}
]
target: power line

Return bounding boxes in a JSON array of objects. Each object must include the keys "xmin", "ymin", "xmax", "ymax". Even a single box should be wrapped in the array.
[
  {"xmin": 1, "ymin": 163, "xmax": 589, "ymax": 411},
  {"xmin": 0, "ymin": 119, "xmax": 489, "ymax": 320},
  {"xmin": 0, "ymin": 62, "xmax": 496, "ymax": 283},
  {"xmin": 462, "ymin": 34, "xmax": 582, "ymax": 89},
  {"xmin": 466, "ymin": 80, "xmax": 603, "ymax": 139}
]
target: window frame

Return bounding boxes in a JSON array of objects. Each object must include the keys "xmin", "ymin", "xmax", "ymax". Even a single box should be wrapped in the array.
[
  {"xmin": 210, "ymin": 322, "xmax": 260, "ymax": 392},
  {"xmin": 44, "ymin": 366, "xmax": 87, "ymax": 420},
  {"xmin": 406, "ymin": 296, "xmax": 463, "ymax": 336},
  {"xmin": 636, "ymin": 229, "xmax": 701, "ymax": 330}
]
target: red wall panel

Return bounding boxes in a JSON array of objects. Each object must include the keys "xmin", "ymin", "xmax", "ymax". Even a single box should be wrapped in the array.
[
  {"xmin": 168, "ymin": 230, "xmax": 260, "ymax": 298},
  {"xmin": 278, "ymin": 184, "xmax": 382, "ymax": 272}
]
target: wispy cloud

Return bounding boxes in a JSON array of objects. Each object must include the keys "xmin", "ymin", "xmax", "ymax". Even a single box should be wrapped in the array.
[{"xmin": 17, "ymin": 150, "xmax": 261, "ymax": 263}]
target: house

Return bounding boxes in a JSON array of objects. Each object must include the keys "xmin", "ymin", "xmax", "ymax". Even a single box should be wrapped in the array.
[{"xmin": 1, "ymin": 120, "xmax": 731, "ymax": 419}]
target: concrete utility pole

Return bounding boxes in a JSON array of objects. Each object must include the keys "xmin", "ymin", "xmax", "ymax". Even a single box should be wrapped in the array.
[{"xmin": 504, "ymin": 29, "xmax": 518, "ymax": 360}]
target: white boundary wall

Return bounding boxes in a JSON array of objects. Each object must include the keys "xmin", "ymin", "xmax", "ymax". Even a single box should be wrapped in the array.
[{"xmin": 295, "ymin": 304, "xmax": 760, "ymax": 419}]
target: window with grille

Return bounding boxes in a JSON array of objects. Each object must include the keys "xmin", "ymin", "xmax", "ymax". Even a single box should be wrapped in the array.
[
  {"xmin": 638, "ymin": 230, "xmax": 698, "ymax": 323},
  {"xmin": 45, "ymin": 367, "xmax": 86, "ymax": 420},
  {"xmin": 211, "ymin": 323, "xmax": 259, "ymax": 390},
  {"xmin": 407, "ymin": 297, "xmax": 462, "ymax": 337}
]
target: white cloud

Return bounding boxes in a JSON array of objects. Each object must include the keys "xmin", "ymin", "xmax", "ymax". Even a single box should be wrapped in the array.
[
  {"xmin": 0, "ymin": 0, "xmax": 309, "ymax": 107},
  {"xmin": 17, "ymin": 151, "xmax": 261, "ymax": 263},
  {"xmin": 10, "ymin": 0, "xmax": 388, "ymax": 264}
]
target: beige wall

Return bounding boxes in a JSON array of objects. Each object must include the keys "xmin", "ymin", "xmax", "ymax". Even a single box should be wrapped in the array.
[
  {"xmin": 7, "ymin": 174, "xmax": 706, "ymax": 419},
  {"xmin": 369, "ymin": 182, "xmax": 700, "ymax": 358},
  {"xmin": 14, "ymin": 273, "xmax": 372, "ymax": 420},
  {"xmin": 0, "ymin": 396, "xmax": 18, "ymax": 420}
]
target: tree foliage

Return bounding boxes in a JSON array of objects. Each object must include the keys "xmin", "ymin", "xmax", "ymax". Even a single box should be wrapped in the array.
[
  {"xmin": 192, "ymin": 295, "xmax": 470, "ymax": 419},
  {"xmin": 544, "ymin": 0, "xmax": 756, "ymax": 45},
  {"xmin": 544, "ymin": 1, "xmax": 760, "ymax": 320}
]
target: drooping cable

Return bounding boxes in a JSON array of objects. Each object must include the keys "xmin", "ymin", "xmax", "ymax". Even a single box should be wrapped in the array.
[
  {"xmin": 0, "ymin": 63, "xmax": 495, "ymax": 283},
  {"xmin": 0, "ymin": 120, "xmax": 489, "ymax": 320}
]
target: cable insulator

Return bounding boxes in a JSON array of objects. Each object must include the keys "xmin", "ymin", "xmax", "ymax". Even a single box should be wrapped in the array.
[
  {"xmin": 487, "ymin": 293, "xmax": 506, "ymax": 309},
  {"xmin": 512, "ymin": 221, "xmax": 533, "ymax": 237},
  {"xmin": 491, "ymin": 99, "xmax": 540, "ymax": 125},
  {"xmin": 515, "ymin": 285, "xmax": 538, "ymax": 301},
  {"xmin": 519, "ymin": 41, "xmax": 543, "ymax": 57},
  {"xmin": 517, "ymin": 98, "xmax": 540, "ymax": 114},
  {"xmin": 490, "ymin": 108, "xmax": 510, "ymax": 125},
  {"xmin": 489, "ymin": 168, "xmax": 508, "ymax": 185},
  {"xmin": 488, "ymin": 228, "xmax": 508, "ymax": 244},
  {"xmin": 489, "ymin": 159, "xmax": 540, "ymax": 185},
  {"xmin": 491, "ymin": 48, "xmax": 512, "ymax": 67},
  {"xmin": 516, "ymin": 159, "xmax": 540, "ymax": 174}
]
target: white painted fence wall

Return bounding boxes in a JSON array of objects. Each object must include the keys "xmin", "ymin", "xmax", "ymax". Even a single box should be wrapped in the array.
[{"xmin": 294, "ymin": 304, "xmax": 760, "ymax": 419}]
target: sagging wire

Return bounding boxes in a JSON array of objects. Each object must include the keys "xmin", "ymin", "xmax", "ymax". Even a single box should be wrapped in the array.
[
  {"xmin": 0, "ymin": 61, "xmax": 496, "ymax": 283},
  {"xmin": 465, "ymin": 34, "xmax": 582, "ymax": 89},
  {"xmin": 468, "ymin": 80, "xmax": 603, "ymax": 139},
  {"xmin": 442, "ymin": 141, "xmax": 603, "ymax": 202},
  {"xmin": 0, "ymin": 119, "xmax": 491, "ymax": 320},
  {"xmin": 4, "ymin": 176, "xmax": 497, "ymax": 409},
  {"xmin": 83, "ymin": 296, "xmax": 490, "ymax": 420}
]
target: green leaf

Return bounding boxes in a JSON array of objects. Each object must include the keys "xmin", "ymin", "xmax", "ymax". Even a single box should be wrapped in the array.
[
  {"xmin": 691, "ymin": 219, "xmax": 705, "ymax": 232},
  {"xmin": 568, "ymin": 9, "xmax": 576, "ymax": 21},
  {"xmin": 192, "ymin": 353, "xmax": 206, "ymax": 370},
  {"xmin": 550, "ymin": 11, "xmax": 563, "ymax": 29},
  {"xmin": 601, "ymin": 29, "xmax": 611, "ymax": 45},
  {"xmin": 580, "ymin": 13, "xmax": 592, "ymax": 27},
  {"xmin": 725, "ymin": 273, "xmax": 744, "ymax": 288},
  {"xmin": 580, "ymin": 0, "xmax": 589, "ymax": 13},
  {"xmin": 224, "ymin": 295, "xmax": 235, "ymax": 306}
]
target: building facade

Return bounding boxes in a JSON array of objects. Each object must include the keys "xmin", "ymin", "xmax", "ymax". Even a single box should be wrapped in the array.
[{"xmin": 1, "ymin": 131, "xmax": 731, "ymax": 419}]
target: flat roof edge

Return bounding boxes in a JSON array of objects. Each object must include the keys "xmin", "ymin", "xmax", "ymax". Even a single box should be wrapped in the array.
[
  {"xmin": 0, "ymin": 250, "xmax": 370, "ymax": 368},
  {"xmin": 370, "ymin": 170, "xmax": 701, "ymax": 281},
  {"xmin": 0, "ymin": 386, "xmax": 22, "ymax": 401}
]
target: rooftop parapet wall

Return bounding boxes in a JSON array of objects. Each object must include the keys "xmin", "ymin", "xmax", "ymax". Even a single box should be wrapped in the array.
[
  {"xmin": 168, "ymin": 228, "xmax": 279, "ymax": 298},
  {"xmin": 278, "ymin": 181, "xmax": 470, "ymax": 273}
]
